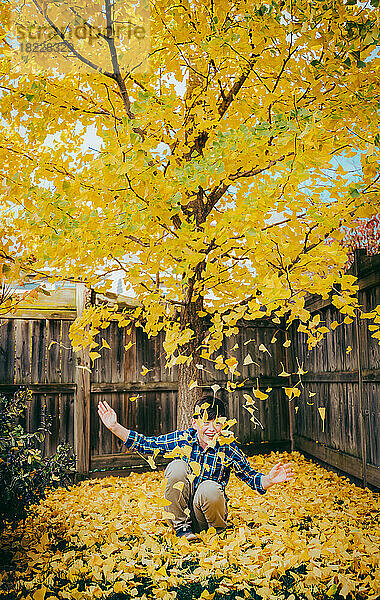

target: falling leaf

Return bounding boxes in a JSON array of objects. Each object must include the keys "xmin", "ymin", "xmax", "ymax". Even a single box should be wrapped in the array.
[
  {"xmin": 295, "ymin": 406, "xmax": 299, "ymax": 413},
  {"xmin": 129, "ymin": 395, "xmax": 141, "ymax": 402},
  {"xmin": 270, "ymin": 335, "xmax": 277, "ymax": 344},
  {"xmin": 309, "ymin": 391, "xmax": 316, "ymax": 397},
  {"xmin": 243, "ymin": 353, "xmax": 258, "ymax": 366},
  {"xmin": 48, "ymin": 340, "xmax": 57, "ymax": 350},
  {"xmin": 101, "ymin": 338, "xmax": 111, "ymax": 349},
  {"xmin": 124, "ymin": 341, "xmax": 135, "ymax": 351},
  {"xmin": 283, "ymin": 340, "xmax": 291, "ymax": 347},
  {"xmin": 211, "ymin": 384, "xmax": 220, "ymax": 395},
  {"xmin": 188, "ymin": 380, "xmax": 198, "ymax": 390},
  {"xmin": 318, "ymin": 407, "xmax": 326, "ymax": 432},
  {"xmin": 265, "ymin": 387, "xmax": 272, "ymax": 393},
  {"xmin": 258, "ymin": 344, "xmax": 271, "ymax": 355},
  {"xmin": 346, "ymin": 346, "xmax": 352, "ymax": 354},
  {"xmin": 278, "ymin": 362, "xmax": 291, "ymax": 377},
  {"xmin": 141, "ymin": 365, "xmax": 153, "ymax": 376},
  {"xmin": 89, "ymin": 352, "xmax": 101, "ymax": 362},
  {"xmin": 331, "ymin": 321, "xmax": 339, "ymax": 330},
  {"xmin": 243, "ymin": 338, "xmax": 254, "ymax": 345}
]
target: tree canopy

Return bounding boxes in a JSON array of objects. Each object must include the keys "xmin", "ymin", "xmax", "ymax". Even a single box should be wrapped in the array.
[{"xmin": 1, "ymin": 0, "xmax": 379, "ymax": 420}]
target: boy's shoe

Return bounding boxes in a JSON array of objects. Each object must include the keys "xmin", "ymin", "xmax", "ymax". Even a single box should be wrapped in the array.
[{"xmin": 175, "ymin": 524, "xmax": 198, "ymax": 542}]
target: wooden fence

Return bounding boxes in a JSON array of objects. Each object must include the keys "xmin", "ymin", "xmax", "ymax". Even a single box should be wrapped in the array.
[{"xmin": 0, "ymin": 251, "xmax": 379, "ymax": 487}]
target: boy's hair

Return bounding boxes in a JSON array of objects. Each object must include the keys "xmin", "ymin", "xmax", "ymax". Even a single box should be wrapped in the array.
[{"xmin": 193, "ymin": 395, "xmax": 227, "ymax": 420}]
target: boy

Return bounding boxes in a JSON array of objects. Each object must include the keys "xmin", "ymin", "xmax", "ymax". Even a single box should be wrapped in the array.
[{"xmin": 98, "ymin": 396, "xmax": 293, "ymax": 541}]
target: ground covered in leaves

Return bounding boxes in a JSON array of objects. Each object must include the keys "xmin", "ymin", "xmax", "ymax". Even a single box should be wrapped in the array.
[{"xmin": 0, "ymin": 452, "xmax": 379, "ymax": 600}]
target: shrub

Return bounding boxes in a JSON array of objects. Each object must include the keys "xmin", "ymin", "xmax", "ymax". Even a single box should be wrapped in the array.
[{"xmin": 0, "ymin": 389, "xmax": 76, "ymax": 529}]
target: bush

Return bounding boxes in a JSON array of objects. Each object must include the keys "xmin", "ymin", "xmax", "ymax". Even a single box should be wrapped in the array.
[{"xmin": 0, "ymin": 389, "xmax": 76, "ymax": 529}]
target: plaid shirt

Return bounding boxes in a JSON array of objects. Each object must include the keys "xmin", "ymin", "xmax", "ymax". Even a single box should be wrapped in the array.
[{"xmin": 124, "ymin": 428, "xmax": 266, "ymax": 496}]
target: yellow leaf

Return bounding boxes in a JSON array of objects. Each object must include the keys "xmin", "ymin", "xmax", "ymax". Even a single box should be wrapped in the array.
[
  {"xmin": 89, "ymin": 352, "xmax": 101, "ymax": 362},
  {"xmin": 189, "ymin": 461, "xmax": 201, "ymax": 476},
  {"xmin": 33, "ymin": 588, "xmax": 46, "ymax": 600},
  {"xmin": 259, "ymin": 344, "xmax": 271, "ymax": 355},
  {"xmin": 278, "ymin": 362, "xmax": 291, "ymax": 377},
  {"xmin": 330, "ymin": 321, "xmax": 339, "ymax": 330},
  {"xmin": 188, "ymin": 380, "xmax": 198, "ymax": 390},
  {"xmin": 141, "ymin": 365, "xmax": 153, "ymax": 376},
  {"xmin": 124, "ymin": 341, "xmax": 135, "ymax": 351},
  {"xmin": 346, "ymin": 346, "xmax": 352, "ymax": 354},
  {"xmin": 173, "ymin": 481, "xmax": 184, "ymax": 492},
  {"xmin": 101, "ymin": 338, "xmax": 111, "ymax": 349},
  {"xmin": 129, "ymin": 395, "xmax": 141, "ymax": 402},
  {"xmin": 283, "ymin": 340, "xmax": 291, "ymax": 347},
  {"xmin": 270, "ymin": 335, "xmax": 277, "ymax": 344}
]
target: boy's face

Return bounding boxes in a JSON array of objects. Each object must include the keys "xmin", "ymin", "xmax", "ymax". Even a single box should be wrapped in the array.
[{"xmin": 191, "ymin": 415, "xmax": 224, "ymax": 449}]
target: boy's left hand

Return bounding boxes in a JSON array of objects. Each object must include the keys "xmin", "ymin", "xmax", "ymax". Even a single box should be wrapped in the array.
[{"xmin": 267, "ymin": 462, "xmax": 293, "ymax": 485}]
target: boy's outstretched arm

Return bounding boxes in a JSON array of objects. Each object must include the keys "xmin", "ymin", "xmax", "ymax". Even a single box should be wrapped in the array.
[
  {"xmin": 98, "ymin": 400, "xmax": 130, "ymax": 442},
  {"xmin": 261, "ymin": 462, "xmax": 293, "ymax": 490}
]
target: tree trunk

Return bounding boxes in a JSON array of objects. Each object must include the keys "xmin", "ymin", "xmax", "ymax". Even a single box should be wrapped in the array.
[{"xmin": 176, "ymin": 299, "xmax": 207, "ymax": 429}]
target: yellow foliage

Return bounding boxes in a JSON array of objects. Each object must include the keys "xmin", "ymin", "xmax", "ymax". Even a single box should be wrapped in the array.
[{"xmin": 0, "ymin": 453, "xmax": 378, "ymax": 600}]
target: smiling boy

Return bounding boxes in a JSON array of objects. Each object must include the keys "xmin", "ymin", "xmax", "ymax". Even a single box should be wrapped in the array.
[{"xmin": 98, "ymin": 396, "xmax": 293, "ymax": 541}]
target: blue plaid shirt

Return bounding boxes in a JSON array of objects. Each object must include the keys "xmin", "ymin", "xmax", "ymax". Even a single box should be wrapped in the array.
[{"xmin": 124, "ymin": 428, "xmax": 266, "ymax": 496}]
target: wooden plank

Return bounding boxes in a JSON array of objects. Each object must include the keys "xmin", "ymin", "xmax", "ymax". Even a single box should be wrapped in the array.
[
  {"xmin": 74, "ymin": 284, "xmax": 91, "ymax": 473},
  {"xmin": 0, "ymin": 319, "xmax": 15, "ymax": 384},
  {"xmin": 295, "ymin": 435, "xmax": 380, "ymax": 489},
  {"xmin": 14, "ymin": 320, "xmax": 31, "ymax": 384},
  {"xmin": 59, "ymin": 393, "xmax": 74, "ymax": 447},
  {"xmin": 31, "ymin": 320, "xmax": 47, "ymax": 383},
  {"xmin": 46, "ymin": 320, "xmax": 61, "ymax": 383},
  {"xmin": 61, "ymin": 321, "xmax": 75, "ymax": 383}
]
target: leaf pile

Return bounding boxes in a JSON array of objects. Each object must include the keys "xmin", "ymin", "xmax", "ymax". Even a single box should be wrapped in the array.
[{"xmin": 0, "ymin": 452, "xmax": 378, "ymax": 600}]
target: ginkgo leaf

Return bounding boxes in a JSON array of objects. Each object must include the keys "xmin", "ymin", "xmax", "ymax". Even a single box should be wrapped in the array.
[
  {"xmin": 124, "ymin": 341, "xmax": 135, "ymax": 351},
  {"xmin": 258, "ymin": 344, "xmax": 271, "ymax": 355},
  {"xmin": 318, "ymin": 407, "xmax": 326, "ymax": 432},
  {"xmin": 101, "ymin": 338, "xmax": 111, "ymax": 349},
  {"xmin": 283, "ymin": 340, "xmax": 292, "ymax": 347},
  {"xmin": 243, "ymin": 338, "xmax": 254, "ymax": 345},
  {"xmin": 346, "ymin": 346, "xmax": 352, "ymax": 354},
  {"xmin": 331, "ymin": 321, "xmax": 339, "ymax": 330},
  {"xmin": 243, "ymin": 353, "xmax": 257, "ymax": 366},
  {"xmin": 270, "ymin": 335, "xmax": 277, "ymax": 344},
  {"xmin": 189, "ymin": 461, "xmax": 201, "ymax": 476},
  {"xmin": 278, "ymin": 362, "xmax": 291, "ymax": 377},
  {"xmin": 33, "ymin": 587, "xmax": 46, "ymax": 600},
  {"xmin": 89, "ymin": 352, "xmax": 101, "ymax": 362},
  {"xmin": 211, "ymin": 384, "xmax": 220, "ymax": 394},
  {"xmin": 295, "ymin": 406, "xmax": 299, "ymax": 413},
  {"xmin": 188, "ymin": 380, "xmax": 198, "ymax": 390},
  {"xmin": 172, "ymin": 481, "xmax": 184, "ymax": 492},
  {"xmin": 309, "ymin": 391, "xmax": 317, "ymax": 397},
  {"xmin": 129, "ymin": 395, "xmax": 141, "ymax": 402},
  {"xmin": 141, "ymin": 365, "xmax": 152, "ymax": 376}
]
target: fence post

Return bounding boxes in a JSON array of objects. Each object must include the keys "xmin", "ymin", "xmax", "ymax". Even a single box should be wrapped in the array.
[
  {"xmin": 353, "ymin": 249, "xmax": 368, "ymax": 487},
  {"xmin": 74, "ymin": 283, "xmax": 91, "ymax": 474}
]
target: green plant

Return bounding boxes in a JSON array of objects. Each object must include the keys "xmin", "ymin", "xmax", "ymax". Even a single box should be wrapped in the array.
[{"xmin": 0, "ymin": 389, "xmax": 76, "ymax": 529}]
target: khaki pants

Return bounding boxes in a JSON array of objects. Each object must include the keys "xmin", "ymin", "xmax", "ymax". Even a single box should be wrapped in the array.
[{"xmin": 164, "ymin": 459, "xmax": 228, "ymax": 533}]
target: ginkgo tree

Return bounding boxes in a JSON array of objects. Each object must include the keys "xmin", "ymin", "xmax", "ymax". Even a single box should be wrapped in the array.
[{"xmin": 0, "ymin": 0, "xmax": 379, "ymax": 425}]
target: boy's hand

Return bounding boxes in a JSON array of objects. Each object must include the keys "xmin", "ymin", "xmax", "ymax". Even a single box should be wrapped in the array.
[
  {"xmin": 98, "ymin": 401, "xmax": 118, "ymax": 430},
  {"xmin": 267, "ymin": 462, "xmax": 293, "ymax": 485}
]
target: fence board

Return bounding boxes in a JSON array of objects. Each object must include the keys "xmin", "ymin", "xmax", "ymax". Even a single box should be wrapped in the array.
[
  {"xmin": 31, "ymin": 320, "xmax": 46, "ymax": 383},
  {"xmin": 14, "ymin": 320, "xmax": 31, "ymax": 384},
  {"xmin": 0, "ymin": 319, "xmax": 15, "ymax": 384}
]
